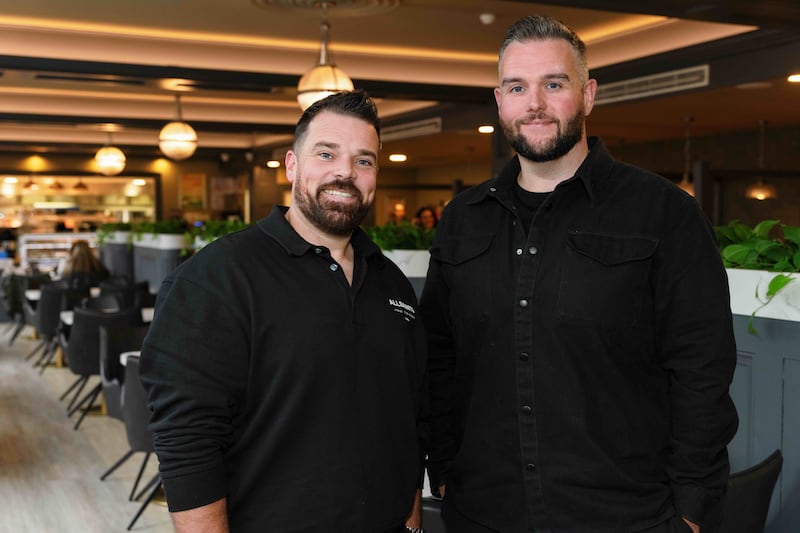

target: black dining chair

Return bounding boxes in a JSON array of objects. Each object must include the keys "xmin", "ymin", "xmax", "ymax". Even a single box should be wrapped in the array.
[
  {"xmin": 706, "ymin": 449, "xmax": 783, "ymax": 533},
  {"xmin": 422, "ymin": 497, "xmax": 446, "ymax": 533},
  {"xmin": 98, "ymin": 323, "xmax": 151, "ymax": 500},
  {"xmin": 122, "ymin": 354, "xmax": 164, "ymax": 531},
  {"xmin": 61, "ymin": 306, "xmax": 141, "ymax": 429}
]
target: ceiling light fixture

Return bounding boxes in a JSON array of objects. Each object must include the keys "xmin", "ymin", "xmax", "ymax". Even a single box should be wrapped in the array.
[
  {"xmin": 744, "ymin": 120, "xmax": 777, "ymax": 201},
  {"xmin": 788, "ymin": 74, "xmax": 800, "ymax": 83},
  {"xmin": 388, "ymin": 154, "xmax": 407, "ymax": 162},
  {"xmin": 677, "ymin": 116, "xmax": 695, "ymax": 196},
  {"xmin": 94, "ymin": 132, "xmax": 126, "ymax": 176},
  {"xmin": 266, "ymin": 160, "xmax": 281, "ymax": 168},
  {"xmin": 159, "ymin": 94, "xmax": 198, "ymax": 160},
  {"xmin": 73, "ymin": 178, "xmax": 89, "ymax": 191},
  {"xmin": 296, "ymin": 1, "xmax": 354, "ymax": 111},
  {"xmin": 478, "ymin": 125, "xmax": 495, "ymax": 134}
]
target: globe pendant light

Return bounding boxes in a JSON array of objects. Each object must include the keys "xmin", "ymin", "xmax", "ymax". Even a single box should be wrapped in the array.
[
  {"xmin": 677, "ymin": 115, "xmax": 695, "ymax": 196},
  {"xmin": 159, "ymin": 94, "xmax": 198, "ymax": 160},
  {"xmin": 95, "ymin": 133, "xmax": 126, "ymax": 176},
  {"xmin": 297, "ymin": 2, "xmax": 354, "ymax": 111},
  {"xmin": 744, "ymin": 120, "xmax": 777, "ymax": 201}
]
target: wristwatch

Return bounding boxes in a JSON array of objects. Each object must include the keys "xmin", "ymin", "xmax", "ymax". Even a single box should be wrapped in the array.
[{"xmin": 405, "ymin": 528, "xmax": 425, "ymax": 533}]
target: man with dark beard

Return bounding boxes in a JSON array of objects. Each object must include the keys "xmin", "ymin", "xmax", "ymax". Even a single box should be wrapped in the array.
[
  {"xmin": 140, "ymin": 90, "xmax": 426, "ymax": 533},
  {"xmin": 421, "ymin": 15, "xmax": 737, "ymax": 533}
]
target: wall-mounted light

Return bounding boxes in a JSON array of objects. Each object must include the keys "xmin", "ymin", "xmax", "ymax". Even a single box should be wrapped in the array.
[
  {"xmin": 389, "ymin": 154, "xmax": 407, "ymax": 162},
  {"xmin": 159, "ymin": 94, "xmax": 198, "ymax": 160},
  {"xmin": 788, "ymin": 74, "xmax": 800, "ymax": 83},
  {"xmin": 478, "ymin": 125, "xmax": 495, "ymax": 134},
  {"xmin": 266, "ymin": 160, "xmax": 281, "ymax": 168},
  {"xmin": 297, "ymin": 1, "xmax": 353, "ymax": 111}
]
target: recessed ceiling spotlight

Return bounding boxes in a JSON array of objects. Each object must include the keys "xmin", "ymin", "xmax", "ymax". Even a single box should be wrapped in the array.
[
  {"xmin": 788, "ymin": 74, "xmax": 800, "ymax": 83},
  {"xmin": 478, "ymin": 125, "xmax": 495, "ymax": 134},
  {"xmin": 389, "ymin": 154, "xmax": 407, "ymax": 162}
]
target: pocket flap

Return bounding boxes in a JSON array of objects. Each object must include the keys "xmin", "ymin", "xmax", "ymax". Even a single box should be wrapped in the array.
[
  {"xmin": 431, "ymin": 234, "xmax": 494, "ymax": 265},
  {"xmin": 567, "ymin": 231, "xmax": 657, "ymax": 266}
]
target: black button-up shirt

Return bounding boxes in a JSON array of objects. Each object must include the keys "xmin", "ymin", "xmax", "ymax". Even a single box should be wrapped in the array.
[{"xmin": 420, "ymin": 138, "xmax": 738, "ymax": 532}]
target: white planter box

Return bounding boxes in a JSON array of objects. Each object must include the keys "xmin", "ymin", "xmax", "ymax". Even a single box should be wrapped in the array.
[
  {"xmin": 105, "ymin": 231, "xmax": 131, "ymax": 245},
  {"xmin": 726, "ymin": 268, "xmax": 800, "ymax": 322},
  {"xmin": 383, "ymin": 249, "xmax": 430, "ymax": 278},
  {"xmin": 132, "ymin": 233, "xmax": 187, "ymax": 250}
]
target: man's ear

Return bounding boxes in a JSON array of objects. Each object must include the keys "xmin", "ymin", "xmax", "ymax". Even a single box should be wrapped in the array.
[
  {"xmin": 285, "ymin": 150, "xmax": 297, "ymax": 184},
  {"xmin": 583, "ymin": 78, "xmax": 598, "ymax": 117}
]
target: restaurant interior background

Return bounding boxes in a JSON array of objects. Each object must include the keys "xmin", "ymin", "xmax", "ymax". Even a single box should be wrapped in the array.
[{"xmin": 1, "ymin": 0, "xmax": 799, "ymax": 254}]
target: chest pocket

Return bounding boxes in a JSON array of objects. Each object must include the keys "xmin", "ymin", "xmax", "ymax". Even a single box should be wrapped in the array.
[
  {"xmin": 431, "ymin": 233, "xmax": 494, "ymax": 323},
  {"xmin": 558, "ymin": 231, "xmax": 658, "ymax": 327}
]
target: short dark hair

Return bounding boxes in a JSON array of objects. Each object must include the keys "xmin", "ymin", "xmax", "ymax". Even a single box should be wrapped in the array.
[
  {"xmin": 294, "ymin": 89, "xmax": 380, "ymax": 151},
  {"xmin": 499, "ymin": 15, "xmax": 588, "ymax": 82}
]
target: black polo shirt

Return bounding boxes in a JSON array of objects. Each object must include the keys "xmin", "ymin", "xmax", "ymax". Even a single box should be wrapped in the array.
[
  {"xmin": 421, "ymin": 138, "xmax": 738, "ymax": 532},
  {"xmin": 140, "ymin": 206, "xmax": 426, "ymax": 532}
]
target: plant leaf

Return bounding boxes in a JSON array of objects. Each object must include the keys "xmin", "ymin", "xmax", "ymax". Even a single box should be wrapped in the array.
[
  {"xmin": 766, "ymin": 274, "xmax": 794, "ymax": 298},
  {"xmin": 782, "ymin": 225, "xmax": 800, "ymax": 246},
  {"xmin": 753, "ymin": 219, "xmax": 780, "ymax": 239}
]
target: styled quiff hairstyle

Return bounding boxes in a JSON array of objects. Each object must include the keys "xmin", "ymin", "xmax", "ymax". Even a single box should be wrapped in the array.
[
  {"xmin": 499, "ymin": 15, "xmax": 589, "ymax": 83},
  {"xmin": 293, "ymin": 89, "xmax": 380, "ymax": 151}
]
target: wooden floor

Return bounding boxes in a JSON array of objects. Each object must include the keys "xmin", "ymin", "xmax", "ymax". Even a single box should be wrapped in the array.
[{"xmin": 0, "ymin": 321, "xmax": 173, "ymax": 532}]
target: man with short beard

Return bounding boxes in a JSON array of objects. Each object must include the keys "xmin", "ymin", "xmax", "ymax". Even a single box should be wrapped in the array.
[
  {"xmin": 421, "ymin": 15, "xmax": 737, "ymax": 533},
  {"xmin": 140, "ymin": 90, "xmax": 426, "ymax": 533}
]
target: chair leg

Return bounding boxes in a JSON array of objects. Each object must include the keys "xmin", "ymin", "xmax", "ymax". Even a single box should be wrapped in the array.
[
  {"xmin": 71, "ymin": 383, "xmax": 102, "ymax": 430},
  {"xmin": 64, "ymin": 377, "xmax": 88, "ymax": 411},
  {"xmin": 37, "ymin": 339, "xmax": 60, "ymax": 375},
  {"xmin": 8, "ymin": 319, "xmax": 24, "ymax": 347},
  {"xmin": 127, "ymin": 476, "xmax": 162, "ymax": 531},
  {"xmin": 25, "ymin": 340, "xmax": 46, "ymax": 361},
  {"xmin": 130, "ymin": 452, "xmax": 152, "ymax": 501},
  {"xmin": 100, "ymin": 449, "xmax": 135, "ymax": 481}
]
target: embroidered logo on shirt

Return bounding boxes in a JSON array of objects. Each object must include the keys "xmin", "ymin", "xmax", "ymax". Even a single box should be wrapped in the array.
[{"xmin": 389, "ymin": 298, "xmax": 416, "ymax": 322}]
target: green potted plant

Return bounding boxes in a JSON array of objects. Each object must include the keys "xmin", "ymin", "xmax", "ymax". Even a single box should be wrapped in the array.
[
  {"xmin": 184, "ymin": 219, "xmax": 251, "ymax": 252},
  {"xmin": 362, "ymin": 221, "xmax": 434, "ymax": 278},
  {"xmin": 715, "ymin": 219, "xmax": 800, "ymax": 333},
  {"xmin": 131, "ymin": 219, "xmax": 190, "ymax": 250},
  {"xmin": 96, "ymin": 222, "xmax": 132, "ymax": 247}
]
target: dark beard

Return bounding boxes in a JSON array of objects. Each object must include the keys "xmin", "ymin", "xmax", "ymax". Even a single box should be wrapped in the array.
[
  {"xmin": 503, "ymin": 109, "xmax": 585, "ymax": 162},
  {"xmin": 294, "ymin": 178, "xmax": 371, "ymax": 236}
]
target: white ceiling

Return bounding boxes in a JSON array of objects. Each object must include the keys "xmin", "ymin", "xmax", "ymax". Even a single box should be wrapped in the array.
[{"xmin": 0, "ymin": 0, "xmax": 797, "ymax": 165}]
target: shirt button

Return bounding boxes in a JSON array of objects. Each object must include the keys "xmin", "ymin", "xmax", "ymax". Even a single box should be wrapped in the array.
[
  {"xmin": 522, "ymin": 405, "xmax": 532, "ymax": 414},
  {"xmin": 314, "ymin": 247, "xmax": 323, "ymax": 254},
  {"xmin": 516, "ymin": 248, "xmax": 523, "ymax": 256},
  {"xmin": 519, "ymin": 299, "xmax": 528, "ymax": 308},
  {"xmin": 329, "ymin": 264, "xmax": 339, "ymax": 271},
  {"xmin": 520, "ymin": 352, "xmax": 529, "ymax": 361},
  {"xmin": 528, "ymin": 246, "xmax": 538, "ymax": 255},
  {"xmin": 489, "ymin": 187, "xmax": 497, "ymax": 192},
  {"xmin": 526, "ymin": 463, "xmax": 536, "ymax": 471}
]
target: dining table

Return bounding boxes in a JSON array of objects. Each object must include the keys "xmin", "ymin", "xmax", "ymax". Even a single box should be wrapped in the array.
[{"xmin": 59, "ymin": 306, "xmax": 155, "ymax": 327}]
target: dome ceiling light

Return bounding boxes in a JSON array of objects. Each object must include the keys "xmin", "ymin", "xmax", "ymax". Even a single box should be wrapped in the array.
[{"xmin": 159, "ymin": 94, "xmax": 198, "ymax": 160}]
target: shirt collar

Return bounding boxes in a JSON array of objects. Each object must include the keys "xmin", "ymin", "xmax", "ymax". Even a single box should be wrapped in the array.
[
  {"xmin": 468, "ymin": 136, "xmax": 615, "ymax": 208},
  {"xmin": 257, "ymin": 205, "xmax": 382, "ymax": 260}
]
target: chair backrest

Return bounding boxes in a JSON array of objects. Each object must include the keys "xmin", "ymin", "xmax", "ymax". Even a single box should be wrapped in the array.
[
  {"xmin": 122, "ymin": 355, "xmax": 155, "ymax": 452},
  {"xmin": 421, "ymin": 498, "xmax": 446, "ymax": 533},
  {"xmin": 65, "ymin": 306, "xmax": 141, "ymax": 376},
  {"xmin": 36, "ymin": 282, "xmax": 72, "ymax": 338},
  {"xmin": 710, "ymin": 449, "xmax": 783, "ymax": 533},
  {"xmin": 99, "ymin": 324, "xmax": 150, "ymax": 421}
]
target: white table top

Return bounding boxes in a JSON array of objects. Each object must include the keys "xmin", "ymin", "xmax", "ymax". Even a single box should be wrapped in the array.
[
  {"xmin": 119, "ymin": 350, "xmax": 141, "ymax": 366},
  {"xmin": 26, "ymin": 286, "xmax": 101, "ymax": 301},
  {"xmin": 59, "ymin": 307, "xmax": 155, "ymax": 326}
]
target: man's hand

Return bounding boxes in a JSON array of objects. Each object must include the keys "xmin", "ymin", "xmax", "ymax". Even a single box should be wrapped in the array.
[
  {"xmin": 683, "ymin": 517, "xmax": 700, "ymax": 533},
  {"xmin": 438, "ymin": 485, "xmax": 445, "ymax": 498},
  {"xmin": 405, "ymin": 489, "xmax": 422, "ymax": 529}
]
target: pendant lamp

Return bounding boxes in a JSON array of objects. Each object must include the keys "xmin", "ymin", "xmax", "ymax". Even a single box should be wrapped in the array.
[
  {"xmin": 95, "ymin": 133, "xmax": 126, "ymax": 176},
  {"xmin": 744, "ymin": 120, "xmax": 777, "ymax": 201},
  {"xmin": 297, "ymin": 1, "xmax": 354, "ymax": 111},
  {"xmin": 677, "ymin": 116, "xmax": 695, "ymax": 196},
  {"xmin": 159, "ymin": 94, "xmax": 198, "ymax": 160}
]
